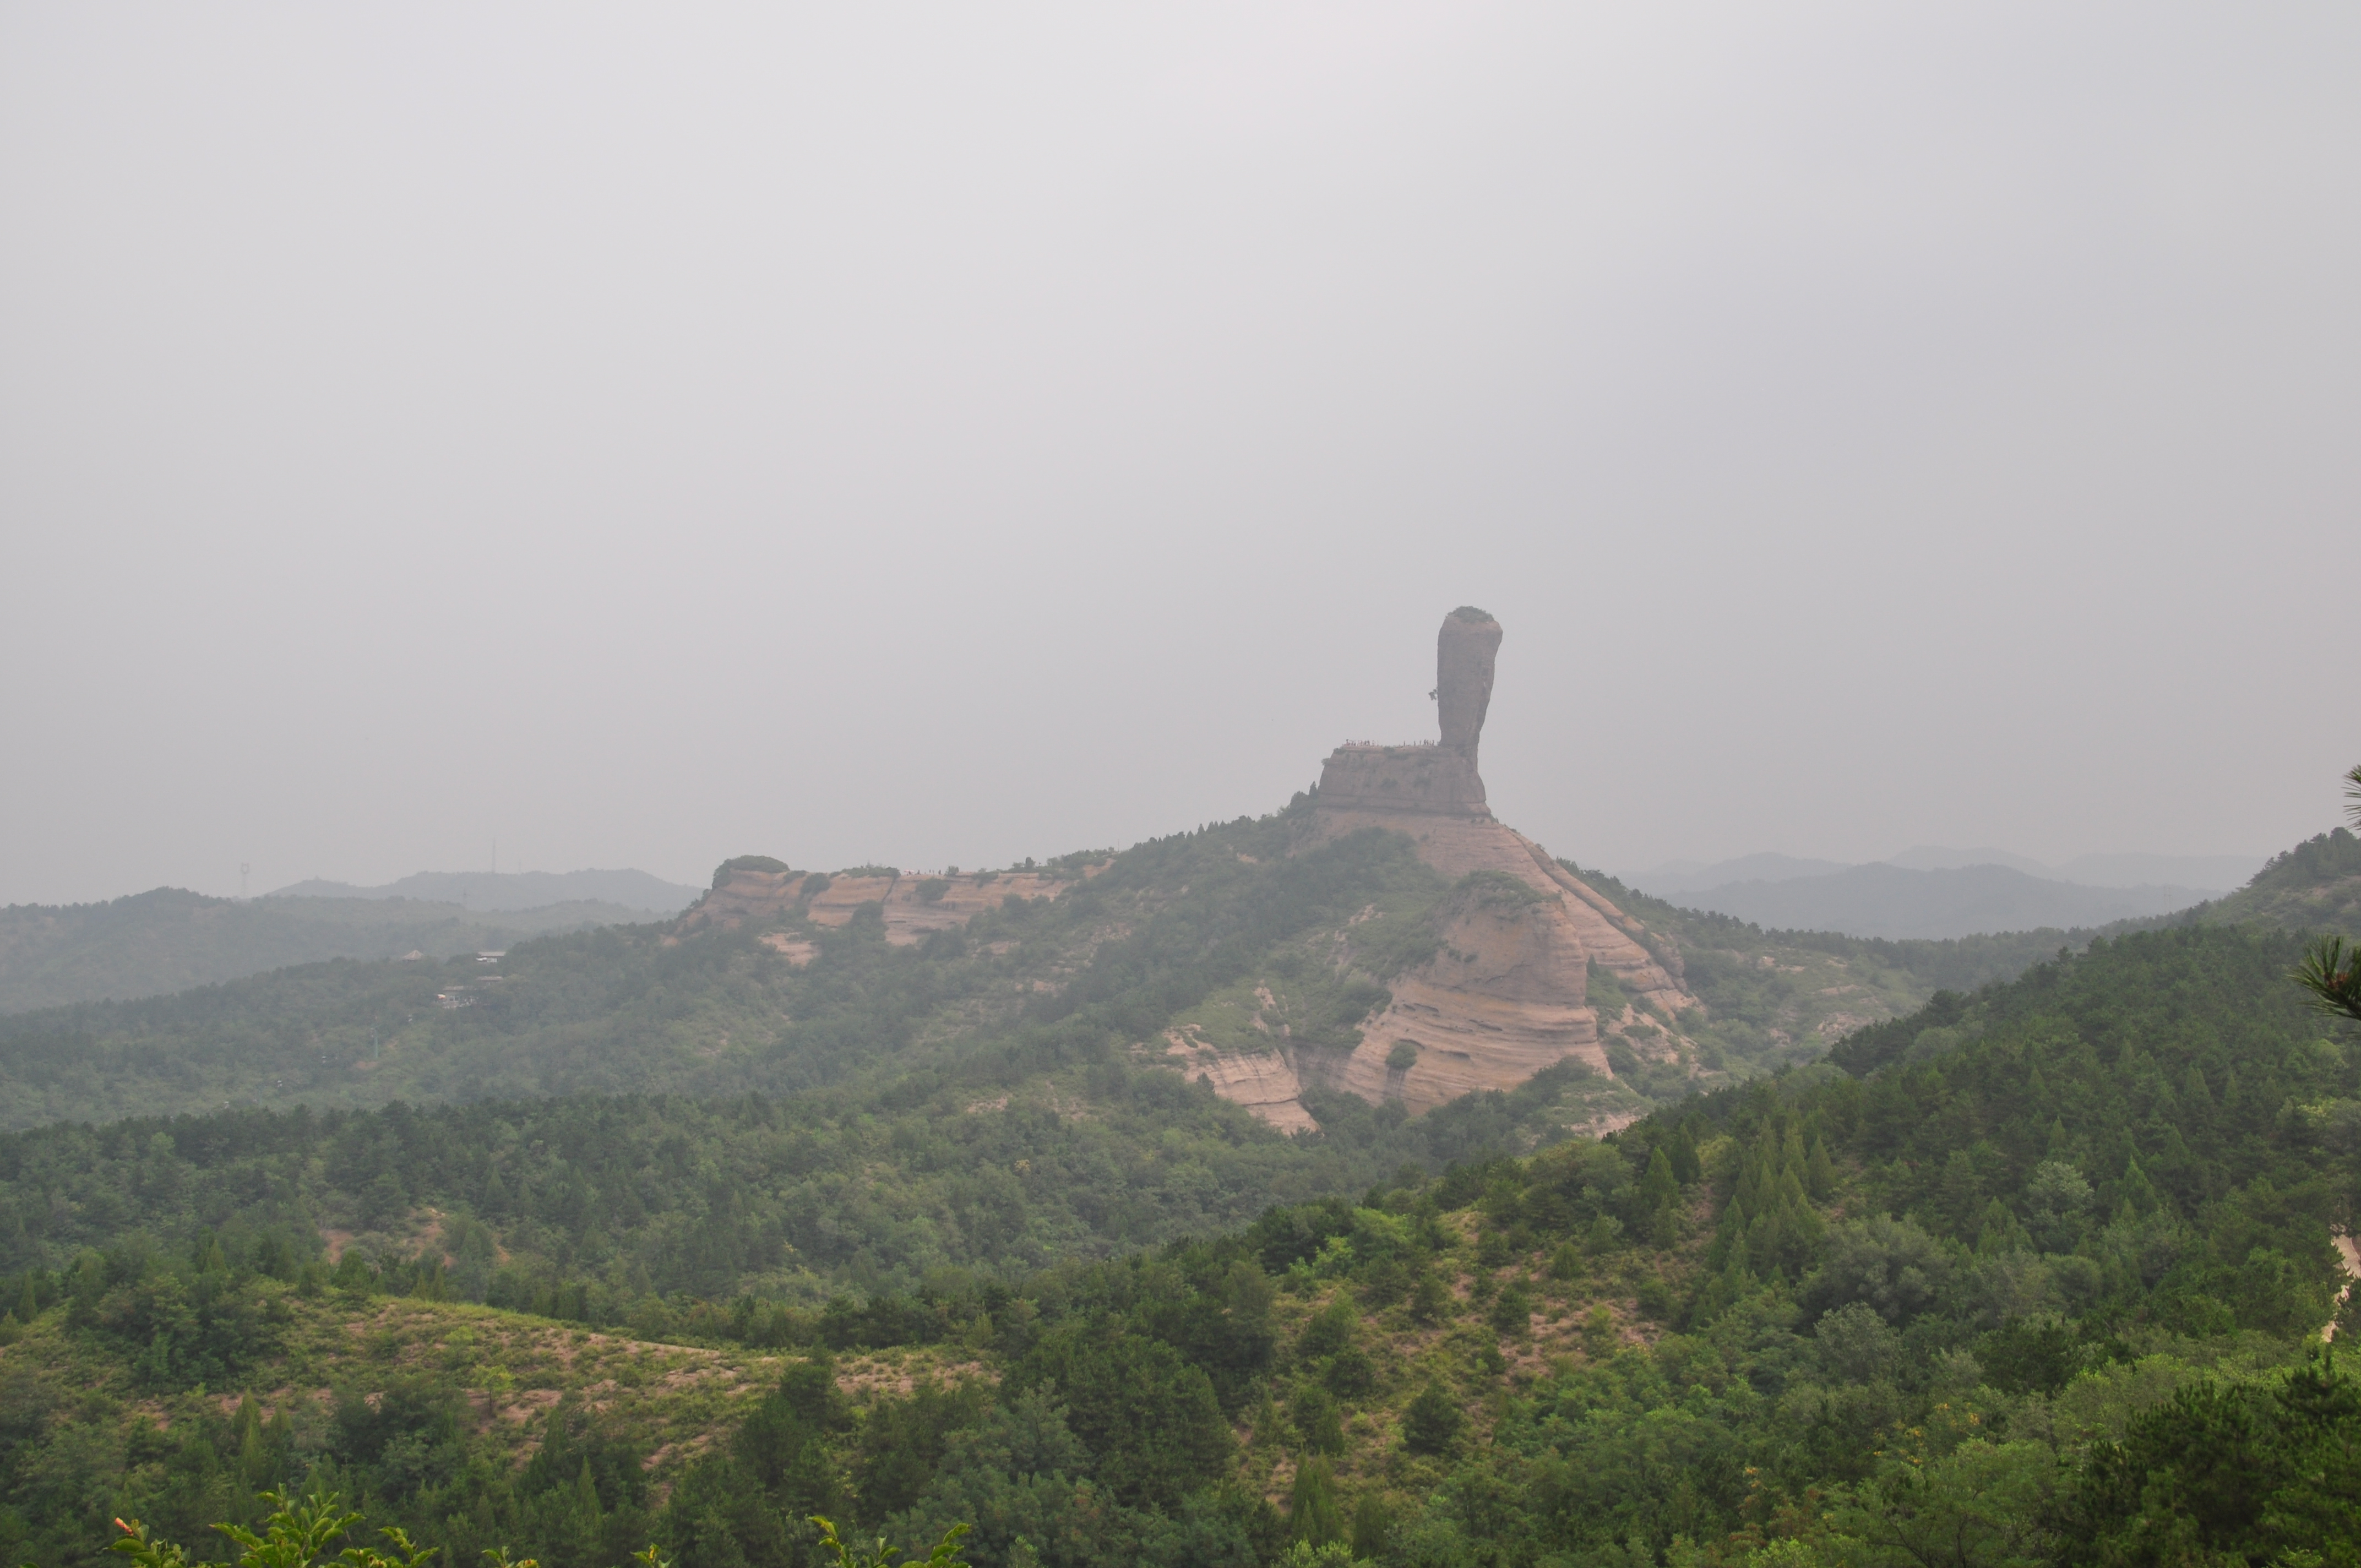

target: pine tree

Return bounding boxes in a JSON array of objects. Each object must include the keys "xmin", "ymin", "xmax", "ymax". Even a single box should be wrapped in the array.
[
  {"xmin": 1745, "ymin": 1206, "xmax": 1782, "ymax": 1278},
  {"xmin": 1248, "ymin": 1390, "xmax": 1290, "ymax": 1452},
  {"xmin": 1974, "ymin": 1197, "xmax": 2024, "ymax": 1256},
  {"xmin": 2120, "ymin": 1158, "xmax": 2163, "ymax": 1218},
  {"xmin": 1804, "ymin": 1136, "xmax": 1837, "ymax": 1201},
  {"xmin": 1707, "ymin": 1197, "xmax": 1749, "ymax": 1270},
  {"xmin": 573, "ymin": 1458, "xmax": 603, "ymax": 1528},
  {"xmin": 1640, "ymin": 1148, "xmax": 1680, "ymax": 1244},
  {"xmin": 1641, "ymin": 1146, "xmax": 1679, "ymax": 1209},
  {"xmin": 1671, "ymin": 1123, "xmax": 1703, "ymax": 1185},
  {"xmin": 1733, "ymin": 1154, "xmax": 1765, "ymax": 1219},
  {"xmin": 1938, "ymin": 1149, "xmax": 1983, "ymax": 1231},
  {"xmin": 1350, "ymin": 1494, "xmax": 1394, "ymax": 1561},
  {"xmin": 235, "ymin": 1398, "xmax": 270, "ymax": 1494},
  {"xmin": 1401, "ymin": 1384, "xmax": 1462, "ymax": 1456},
  {"xmin": 1290, "ymin": 1458, "xmax": 1345, "ymax": 1546}
]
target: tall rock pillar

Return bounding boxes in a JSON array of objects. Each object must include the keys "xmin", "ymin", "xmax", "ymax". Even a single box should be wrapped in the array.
[
  {"xmin": 1437, "ymin": 606, "xmax": 1502, "ymax": 785},
  {"xmin": 1286, "ymin": 602, "xmax": 1699, "ymax": 1119}
]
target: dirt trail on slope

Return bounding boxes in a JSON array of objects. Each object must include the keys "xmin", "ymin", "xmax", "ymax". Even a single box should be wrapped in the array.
[{"xmin": 2324, "ymin": 1234, "xmax": 2361, "ymax": 1342}]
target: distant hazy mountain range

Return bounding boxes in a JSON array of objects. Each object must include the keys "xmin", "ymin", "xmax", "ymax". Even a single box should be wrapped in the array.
[
  {"xmin": 269, "ymin": 868, "xmax": 701, "ymax": 913},
  {"xmin": 0, "ymin": 886, "xmax": 667, "ymax": 1014},
  {"xmin": 1628, "ymin": 844, "xmax": 2269, "ymax": 940},
  {"xmin": 1638, "ymin": 846, "xmax": 2264, "ymax": 895}
]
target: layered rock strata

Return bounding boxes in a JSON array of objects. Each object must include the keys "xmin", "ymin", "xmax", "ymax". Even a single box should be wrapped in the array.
[
  {"xmin": 1161, "ymin": 1036, "xmax": 1320, "ymax": 1134},
  {"xmin": 1217, "ymin": 606, "xmax": 1699, "ymax": 1121}
]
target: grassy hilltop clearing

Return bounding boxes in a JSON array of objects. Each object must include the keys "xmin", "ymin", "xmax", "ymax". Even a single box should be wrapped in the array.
[{"xmin": 4, "ymin": 911, "xmax": 2360, "ymax": 1566}]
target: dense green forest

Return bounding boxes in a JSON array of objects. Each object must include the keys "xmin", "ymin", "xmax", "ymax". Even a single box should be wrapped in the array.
[
  {"xmin": 0, "ymin": 821, "xmax": 1445, "ymax": 1130},
  {"xmin": 6, "ymin": 918, "xmax": 2357, "ymax": 1567}
]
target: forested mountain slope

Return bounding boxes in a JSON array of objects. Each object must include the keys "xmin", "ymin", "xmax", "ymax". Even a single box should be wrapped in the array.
[
  {"xmin": 2178, "ymin": 826, "xmax": 2361, "ymax": 935},
  {"xmin": 4, "ymin": 922, "xmax": 2356, "ymax": 1567},
  {"xmin": 1585, "ymin": 816, "xmax": 2361, "ymax": 1071},
  {"xmin": 1575, "ymin": 868, "xmax": 2099, "ymax": 1062},
  {"xmin": 0, "ymin": 813, "xmax": 2105, "ymax": 1140},
  {"xmin": 0, "ymin": 813, "xmax": 1765, "ymax": 1137},
  {"xmin": 0, "ymin": 890, "xmax": 649, "ymax": 1014}
]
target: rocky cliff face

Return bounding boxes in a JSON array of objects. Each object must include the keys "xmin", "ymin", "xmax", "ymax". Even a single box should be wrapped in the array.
[
  {"xmin": 678, "ymin": 611, "xmax": 1694, "ymax": 1135},
  {"xmin": 1183, "ymin": 608, "xmax": 1699, "ymax": 1127},
  {"xmin": 1313, "ymin": 744, "xmax": 1489, "ymax": 818},
  {"xmin": 1161, "ymin": 1036, "xmax": 1320, "ymax": 1134}
]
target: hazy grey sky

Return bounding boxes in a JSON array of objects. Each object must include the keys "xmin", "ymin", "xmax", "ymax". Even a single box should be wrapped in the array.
[{"xmin": 4, "ymin": 3, "xmax": 2355, "ymax": 907}]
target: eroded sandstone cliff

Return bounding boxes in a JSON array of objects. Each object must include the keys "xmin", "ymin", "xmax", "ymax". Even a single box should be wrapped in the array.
[
  {"xmin": 1161, "ymin": 1035, "xmax": 1320, "ymax": 1133},
  {"xmin": 1179, "ymin": 607, "xmax": 1700, "ymax": 1127},
  {"xmin": 678, "ymin": 610, "xmax": 1694, "ymax": 1135}
]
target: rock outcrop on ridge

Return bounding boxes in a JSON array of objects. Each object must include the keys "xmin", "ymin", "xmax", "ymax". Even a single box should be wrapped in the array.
[
  {"xmin": 1174, "ymin": 607, "xmax": 1699, "ymax": 1126},
  {"xmin": 676, "ymin": 864, "xmax": 1097, "ymax": 962},
  {"xmin": 682, "ymin": 608, "xmax": 1697, "ymax": 1135}
]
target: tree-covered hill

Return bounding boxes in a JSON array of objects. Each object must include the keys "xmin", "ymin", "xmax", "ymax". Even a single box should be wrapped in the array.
[
  {"xmin": 0, "ymin": 815, "xmax": 1831, "ymax": 1139},
  {"xmin": 2179, "ymin": 826, "xmax": 2361, "ymax": 937},
  {"xmin": 4, "ymin": 915, "xmax": 2357, "ymax": 1567},
  {"xmin": 0, "ymin": 813, "xmax": 2121, "ymax": 1139},
  {"xmin": 1573, "ymin": 865, "xmax": 2107, "ymax": 1068},
  {"xmin": 1581, "ymin": 816, "xmax": 2361, "ymax": 1074},
  {"xmin": 0, "ymin": 889, "xmax": 651, "ymax": 1014},
  {"xmin": 0, "ymin": 822, "xmax": 1484, "ymax": 1130}
]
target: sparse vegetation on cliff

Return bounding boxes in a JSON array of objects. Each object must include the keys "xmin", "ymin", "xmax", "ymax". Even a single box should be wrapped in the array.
[{"xmin": 713, "ymin": 854, "xmax": 793, "ymax": 885}]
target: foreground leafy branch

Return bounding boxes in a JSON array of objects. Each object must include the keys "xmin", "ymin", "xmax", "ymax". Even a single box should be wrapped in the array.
[
  {"xmin": 2288, "ymin": 764, "xmax": 2361, "ymax": 1023},
  {"xmin": 2297, "ymin": 934, "xmax": 2361, "ymax": 1022},
  {"xmin": 88, "ymin": 1494, "xmax": 971, "ymax": 1568},
  {"xmin": 809, "ymin": 1515, "xmax": 970, "ymax": 1568},
  {"xmin": 110, "ymin": 1491, "xmax": 437, "ymax": 1568}
]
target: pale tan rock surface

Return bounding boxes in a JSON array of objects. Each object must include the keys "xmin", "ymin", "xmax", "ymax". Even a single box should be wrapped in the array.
[
  {"xmin": 1247, "ymin": 607, "xmax": 1701, "ymax": 1119},
  {"xmin": 679, "ymin": 866, "xmax": 1095, "ymax": 945},
  {"xmin": 1295, "ymin": 808, "xmax": 1687, "ymax": 1011},
  {"xmin": 1321, "ymin": 884, "xmax": 1609, "ymax": 1114},
  {"xmin": 677, "ymin": 867, "xmax": 806, "ymax": 933},
  {"xmin": 1162, "ymin": 1032, "xmax": 1320, "ymax": 1134}
]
